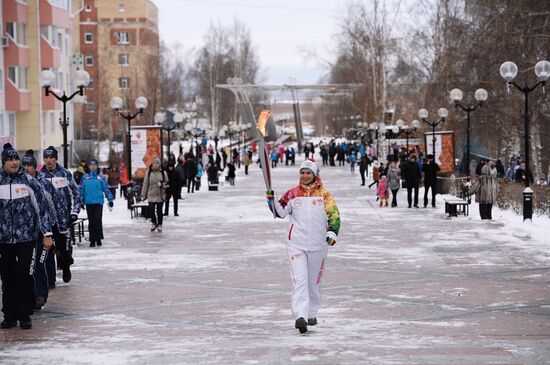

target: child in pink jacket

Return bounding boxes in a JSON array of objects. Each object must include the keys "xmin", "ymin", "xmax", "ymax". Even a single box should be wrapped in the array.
[{"xmin": 377, "ymin": 175, "xmax": 389, "ymax": 207}]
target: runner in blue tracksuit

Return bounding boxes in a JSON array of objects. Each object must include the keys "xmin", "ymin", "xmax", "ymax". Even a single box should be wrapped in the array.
[
  {"xmin": 0, "ymin": 144, "xmax": 53, "ymax": 330},
  {"xmin": 21, "ymin": 150, "xmax": 57, "ymax": 310},
  {"xmin": 80, "ymin": 159, "xmax": 113, "ymax": 247},
  {"xmin": 37, "ymin": 146, "xmax": 81, "ymax": 284}
]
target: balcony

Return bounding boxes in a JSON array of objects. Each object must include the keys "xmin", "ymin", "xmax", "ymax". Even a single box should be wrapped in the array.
[
  {"xmin": 40, "ymin": 0, "xmax": 70, "ymax": 28},
  {"xmin": 40, "ymin": 36, "xmax": 61, "ymax": 68},
  {"xmin": 5, "ymin": 80, "xmax": 31, "ymax": 111},
  {"xmin": 3, "ymin": 37, "xmax": 30, "ymax": 67},
  {"xmin": 2, "ymin": 0, "xmax": 28, "ymax": 23}
]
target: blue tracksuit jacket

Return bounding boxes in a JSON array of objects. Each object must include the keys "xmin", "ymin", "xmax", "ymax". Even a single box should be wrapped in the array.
[
  {"xmin": 38, "ymin": 164, "xmax": 81, "ymax": 233},
  {"xmin": 0, "ymin": 169, "xmax": 53, "ymax": 244}
]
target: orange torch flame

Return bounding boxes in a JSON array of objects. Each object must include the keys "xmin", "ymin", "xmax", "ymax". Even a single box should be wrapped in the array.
[{"xmin": 257, "ymin": 109, "xmax": 271, "ymax": 137}]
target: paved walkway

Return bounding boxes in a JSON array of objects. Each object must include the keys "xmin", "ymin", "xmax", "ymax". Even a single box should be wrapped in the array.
[{"xmin": 1, "ymin": 159, "xmax": 549, "ymax": 364}]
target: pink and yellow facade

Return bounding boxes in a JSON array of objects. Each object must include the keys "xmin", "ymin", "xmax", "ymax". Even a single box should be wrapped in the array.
[{"xmin": 1, "ymin": 0, "xmax": 80, "ymax": 163}]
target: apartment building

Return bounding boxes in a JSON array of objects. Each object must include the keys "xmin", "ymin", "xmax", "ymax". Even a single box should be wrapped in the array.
[
  {"xmin": 1, "ymin": 0, "xmax": 79, "ymax": 164},
  {"xmin": 76, "ymin": 0, "xmax": 159, "ymax": 140}
]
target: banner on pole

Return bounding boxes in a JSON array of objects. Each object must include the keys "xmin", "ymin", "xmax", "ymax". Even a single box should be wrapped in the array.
[
  {"xmin": 130, "ymin": 126, "xmax": 162, "ymax": 179},
  {"xmin": 424, "ymin": 131, "xmax": 455, "ymax": 174}
]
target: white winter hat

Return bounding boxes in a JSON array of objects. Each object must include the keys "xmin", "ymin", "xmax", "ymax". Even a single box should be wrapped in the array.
[{"xmin": 300, "ymin": 159, "xmax": 319, "ymax": 176}]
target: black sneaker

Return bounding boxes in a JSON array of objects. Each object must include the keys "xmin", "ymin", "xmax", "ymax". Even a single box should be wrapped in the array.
[
  {"xmin": 156, "ymin": 225, "xmax": 163, "ymax": 233},
  {"xmin": 307, "ymin": 318, "xmax": 317, "ymax": 326},
  {"xmin": 1, "ymin": 318, "xmax": 17, "ymax": 329},
  {"xmin": 19, "ymin": 317, "xmax": 32, "ymax": 330},
  {"xmin": 35, "ymin": 297, "xmax": 46, "ymax": 311},
  {"xmin": 174, "ymin": 213, "xmax": 179, "ymax": 216},
  {"xmin": 97, "ymin": 240, "xmax": 102, "ymax": 246},
  {"xmin": 90, "ymin": 241, "xmax": 96, "ymax": 247},
  {"xmin": 62, "ymin": 266, "xmax": 72, "ymax": 283},
  {"xmin": 48, "ymin": 281, "xmax": 56, "ymax": 290},
  {"xmin": 150, "ymin": 224, "xmax": 157, "ymax": 232},
  {"xmin": 295, "ymin": 317, "xmax": 308, "ymax": 334}
]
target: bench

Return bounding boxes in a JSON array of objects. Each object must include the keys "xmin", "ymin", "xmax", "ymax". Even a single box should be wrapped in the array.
[
  {"xmin": 70, "ymin": 218, "xmax": 88, "ymax": 245},
  {"xmin": 445, "ymin": 199, "xmax": 469, "ymax": 218}
]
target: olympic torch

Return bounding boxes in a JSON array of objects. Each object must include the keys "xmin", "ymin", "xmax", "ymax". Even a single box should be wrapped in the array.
[{"xmin": 255, "ymin": 109, "xmax": 276, "ymax": 218}]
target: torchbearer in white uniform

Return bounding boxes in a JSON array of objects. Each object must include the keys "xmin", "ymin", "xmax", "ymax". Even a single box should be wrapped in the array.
[{"xmin": 266, "ymin": 160, "xmax": 341, "ymax": 334}]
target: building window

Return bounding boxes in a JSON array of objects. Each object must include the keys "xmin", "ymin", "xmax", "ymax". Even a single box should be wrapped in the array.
[
  {"xmin": 118, "ymin": 54, "xmax": 129, "ymax": 65},
  {"xmin": 119, "ymin": 77, "xmax": 130, "ymax": 89},
  {"xmin": 85, "ymin": 4, "xmax": 92, "ymax": 12},
  {"xmin": 84, "ymin": 32, "xmax": 93, "ymax": 44},
  {"xmin": 116, "ymin": 31, "xmax": 129, "ymax": 44},
  {"xmin": 8, "ymin": 114, "xmax": 15, "ymax": 136},
  {"xmin": 6, "ymin": 22, "xmax": 26, "ymax": 45},
  {"xmin": 86, "ymin": 101, "xmax": 95, "ymax": 113},
  {"xmin": 50, "ymin": 112, "xmax": 56, "ymax": 134},
  {"xmin": 0, "ymin": 70, "xmax": 3, "ymax": 91},
  {"xmin": 118, "ymin": 4, "xmax": 125, "ymax": 12},
  {"xmin": 85, "ymin": 55, "xmax": 94, "ymax": 66},
  {"xmin": 7, "ymin": 66, "xmax": 28, "ymax": 89},
  {"xmin": 0, "ymin": 114, "xmax": 4, "ymax": 136}
]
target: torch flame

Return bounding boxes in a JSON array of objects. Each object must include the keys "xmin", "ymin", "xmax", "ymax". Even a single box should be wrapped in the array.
[{"xmin": 257, "ymin": 109, "xmax": 271, "ymax": 137}]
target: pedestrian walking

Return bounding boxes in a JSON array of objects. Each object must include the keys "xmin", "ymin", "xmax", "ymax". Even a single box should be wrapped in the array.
[
  {"xmin": 359, "ymin": 155, "xmax": 370, "ymax": 186},
  {"xmin": 243, "ymin": 150, "xmax": 251, "ymax": 175},
  {"xmin": 1, "ymin": 144, "xmax": 53, "ymax": 330},
  {"xmin": 227, "ymin": 161, "xmax": 236, "ymax": 185},
  {"xmin": 402, "ymin": 153, "xmax": 421, "ymax": 208},
  {"xmin": 386, "ymin": 161, "xmax": 401, "ymax": 207},
  {"xmin": 377, "ymin": 175, "xmax": 389, "ymax": 207},
  {"xmin": 368, "ymin": 160, "xmax": 381, "ymax": 189},
  {"xmin": 80, "ymin": 159, "xmax": 113, "ymax": 247},
  {"xmin": 266, "ymin": 160, "xmax": 341, "ymax": 334},
  {"xmin": 349, "ymin": 153, "xmax": 357, "ymax": 174},
  {"xmin": 183, "ymin": 154, "xmax": 198, "ymax": 193},
  {"xmin": 21, "ymin": 150, "xmax": 57, "ymax": 310},
  {"xmin": 422, "ymin": 154, "xmax": 440, "ymax": 208},
  {"xmin": 468, "ymin": 162, "xmax": 499, "ymax": 219},
  {"xmin": 164, "ymin": 161, "xmax": 182, "ymax": 216},
  {"xmin": 141, "ymin": 158, "xmax": 169, "ymax": 232},
  {"xmin": 38, "ymin": 146, "xmax": 81, "ymax": 284}
]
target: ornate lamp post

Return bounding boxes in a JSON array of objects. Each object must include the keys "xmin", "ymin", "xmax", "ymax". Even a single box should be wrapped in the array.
[
  {"xmin": 39, "ymin": 69, "xmax": 90, "ymax": 167},
  {"xmin": 396, "ymin": 119, "xmax": 421, "ymax": 155},
  {"xmin": 418, "ymin": 107, "xmax": 448, "ymax": 159},
  {"xmin": 499, "ymin": 60, "xmax": 550, "ymax": 221},
  {"xmin": 450, "ymin": 87, "xmax": 488, "ymax": 176},
  {"xmin": 111, "ymin": 96, "xmax": 148, "ymax": 182}
]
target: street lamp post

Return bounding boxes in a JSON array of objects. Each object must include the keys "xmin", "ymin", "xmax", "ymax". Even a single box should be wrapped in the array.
[
  {"xmin": 418, "ymin": 107, "xmax": 448, "ymax": 159},
  {"xmin": 450, "ymin": 88, "xmax": 488, "ymax": 176},
  {"xmin": 368, "ymin": 122, "xmax": 380, "ymax": 158},
  {"xmin": 111, "ymin": 96, "xmax": 148, "ymax": 182},
  {"xmin": 162, "ymin": 113, "xmax": 176, "ymax": 157},
  {"xmin": 39, "ymin": 69, "xmax": 90, "ymax": 168},
  {"xmin": 499, "ymin": 60, "xmax": 550, "ymax": 221},
  {"xmin": 396, "ymin": 119, "xmax": 421, "ymax": 155}
]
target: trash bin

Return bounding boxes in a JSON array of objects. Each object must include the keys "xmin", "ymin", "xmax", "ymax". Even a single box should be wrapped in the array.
[{"xmin": 523, "ymin": 187, "xmax": 533, "ymax": 221}]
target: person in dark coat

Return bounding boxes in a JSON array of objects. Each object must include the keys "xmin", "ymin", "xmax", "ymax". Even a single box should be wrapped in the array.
[
  {"xmin": 422, "ymin": 154, "xmax": 440, "ymax": 208},
  {"xmin": 164, "ymin": 161, "xmax": 182, "ymax": 216},
  {"xmin": 402, "ymin": 153, "xmax": 421, "ymax": 208},
  {"xmin": 227, "ymin": 161, "xmax": 236, "ymax": 186},
  {"xmin": 183, "ymin": 155, "xmax": 198, "ymax": 193},
  {"xmin": 515, "ymin": 160, "xmax": 534, "ymax": 185},
  {"xmin": 359, "ymin": 155, "xmax": 370, "ymax": 186}
]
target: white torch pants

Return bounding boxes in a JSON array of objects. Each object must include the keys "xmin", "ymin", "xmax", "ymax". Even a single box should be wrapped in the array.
[{"xmin": 287, "ymin": 245, "xmax": 328, "ymax": 320}]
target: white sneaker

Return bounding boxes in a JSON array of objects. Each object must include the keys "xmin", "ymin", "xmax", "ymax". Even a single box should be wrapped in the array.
[{"xmin": 156, "ymin": 225, "xmax": 162, "ymax": 233}]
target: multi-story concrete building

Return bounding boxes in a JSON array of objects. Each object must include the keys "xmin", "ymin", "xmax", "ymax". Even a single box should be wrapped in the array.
[
  {"xmin": 76, "ymin": 0, "xmax": 159, "ymax": 141},
  {"xmin": 1, "ymin": 0, "xmax": 80, "ymax": 164}
]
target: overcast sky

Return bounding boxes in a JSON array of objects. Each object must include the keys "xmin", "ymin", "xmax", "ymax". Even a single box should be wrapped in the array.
[{"xmin": 154, "ymin": 0, "xmax": 351, "ymax": 85}]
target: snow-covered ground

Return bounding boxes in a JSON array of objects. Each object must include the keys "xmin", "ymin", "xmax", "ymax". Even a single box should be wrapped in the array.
[{"xmin": 1, "ymin": 155, "xmax": 549, "ymax": 364}]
